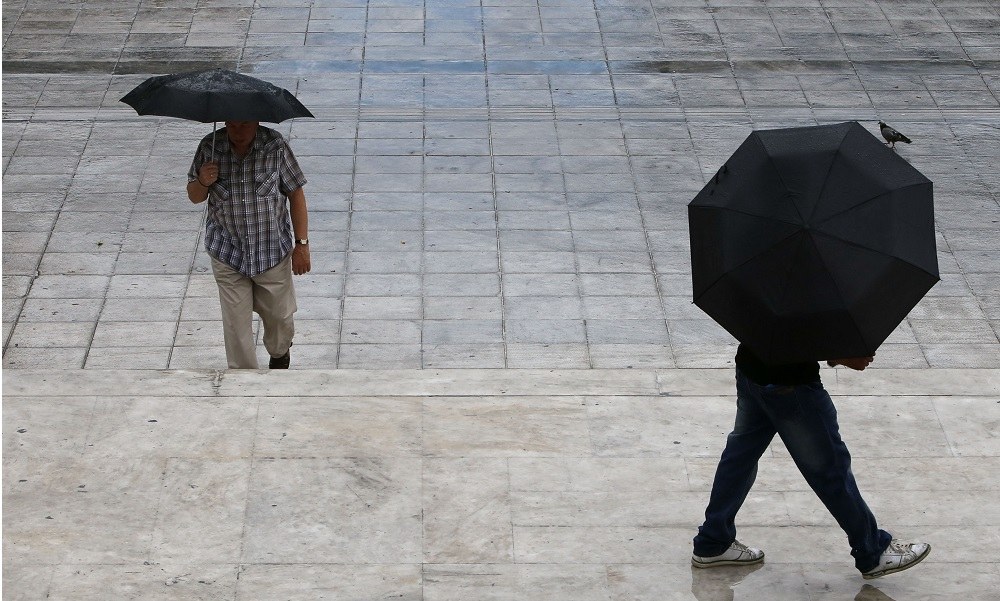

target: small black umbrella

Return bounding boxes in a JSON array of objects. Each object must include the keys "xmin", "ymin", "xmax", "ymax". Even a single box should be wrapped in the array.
[
  {"xmin": 688, "ymin": 121, "xmax": 938, "ymax": 364},
  {"xmin": 121, "ymin": 69, "xmax": 314, "ymax": 159},
  {"xmin": 121, "ymin": 68, "xmax": 313, "ymax": 123}
]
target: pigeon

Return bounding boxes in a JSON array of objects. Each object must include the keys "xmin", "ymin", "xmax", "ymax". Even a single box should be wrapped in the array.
[{"xmin": 878, "ymin": 121, "xmax": 912, "ymax": 149}]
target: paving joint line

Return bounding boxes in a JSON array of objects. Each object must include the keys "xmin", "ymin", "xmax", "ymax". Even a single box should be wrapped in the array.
[{"xmin": 8, "ymin": 106, "xmax": 1000, "ymax": 124}]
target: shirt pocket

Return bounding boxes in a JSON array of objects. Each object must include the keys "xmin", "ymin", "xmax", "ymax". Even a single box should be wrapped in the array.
[
  {"xmin": 211, "ymin": 179, "xmax": 232, "ymax": 201},
  {"xmin": 255, "ymin": 172, "xmax": 279, "ymax": 197}
]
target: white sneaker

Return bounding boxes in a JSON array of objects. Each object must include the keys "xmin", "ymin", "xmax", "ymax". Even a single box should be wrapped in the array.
[
  {"xmin": 863, "ymin": 540, "xmax": 930, "ymax": 579},
  {"xmin": 692, "ymin": 540, "xmax": 765, "ymax": 568}
]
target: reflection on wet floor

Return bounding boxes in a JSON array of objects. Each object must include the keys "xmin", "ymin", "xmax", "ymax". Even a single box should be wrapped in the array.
[
  {"xmin": 690, "ymin": 562, "xmax": 764, "ymax": 601},
  {"xmin": 854, "ymin": 584, "xmax": 898, "ymax": 601},
  {"xmin": 690, "ymin": 564, "xmax": 901, "ymax": 601}
]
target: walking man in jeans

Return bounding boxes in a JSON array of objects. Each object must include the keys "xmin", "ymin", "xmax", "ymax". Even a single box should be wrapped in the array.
[
  {"xmin": 187, "ymin": 120, "xmax": 310, "ymax": 369},
  {"xmin": 692, "ymin": 344, "xmax": 930, "ymax": 579}
]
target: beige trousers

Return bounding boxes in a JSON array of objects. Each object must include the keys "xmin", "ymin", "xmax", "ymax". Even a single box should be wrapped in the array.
[{"xmin": 211, "ymin": 254, "xmax": 297, "ymax": 369}]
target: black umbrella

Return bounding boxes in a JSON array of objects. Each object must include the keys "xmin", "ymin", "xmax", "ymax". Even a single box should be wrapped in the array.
[
  {"xmin": 688, "ymin": 121, "xmax": 938, "ymax": 364},
  {"xmin": 120, "ymin": 68, "xmax": 313, "ymax": 123},
  {"xmin": 121, "ymin": 69, "xmax": 314, "ymax": 161}
]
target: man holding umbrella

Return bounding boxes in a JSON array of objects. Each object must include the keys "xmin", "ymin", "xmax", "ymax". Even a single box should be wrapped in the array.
[
  {"xmin": 687, "ymin": 122, "xmax": 938, "ymax": 579},
  {"xmin": 187, "ymin": 120, "xmax": 310, "ymax": 369},
  {"xmin": 121, "ymin": 69, "xmax": 316, "ymax": 369}
]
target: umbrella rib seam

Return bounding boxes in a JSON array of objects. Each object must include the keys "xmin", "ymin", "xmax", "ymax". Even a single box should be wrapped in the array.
[
  {"xmin": 759, "ymin": 135, "xmax": 807, "ymax": 225},
  {"xmin": 805, "ymin": 231, "xmax": 873, "ymax": 357},
  {"xmin": 811, "ymin": 230, "xmax": 932, "ymax": 355},
  {"xmin": 692, "ymin": 228, "xmax": 803, "ymax": 305},
  {"xmin": 702, "ymin": 206, "xmax": 801, "ymax": 225},
  {"xmin": 813, "ymin": 182, "xmax": 931, "ymax": 227},
  {"xmin": 806, "ymin": 127, "xmax": 852, "ymax": 224},
  {"xmin": 810, "ymin": 229, "xmax": 940, "ymax": 279}
]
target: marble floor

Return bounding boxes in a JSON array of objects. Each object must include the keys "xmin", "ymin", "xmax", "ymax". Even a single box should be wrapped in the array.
[{"xmin": 3, "ymin": 367, "xmax": 999, "ymax": 599}]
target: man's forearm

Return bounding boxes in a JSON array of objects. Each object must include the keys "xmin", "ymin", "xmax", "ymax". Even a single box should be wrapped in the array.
[
  {"xmin": 288, "ymin": 187, "xmax": 311, "ymax": 275},
  {"xmin": 187, "ymin": 179, "xmax": 209, "ymax": 203},
  {"xmin": 827, "ymin": 357, "xmax": 874, "ymax": 371},
  {"xmin": 288, "ymin": 187, "xmax": 309, "ymax": 239}
]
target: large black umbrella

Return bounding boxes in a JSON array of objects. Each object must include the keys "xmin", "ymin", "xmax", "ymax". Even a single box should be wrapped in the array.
[
  {"xmin": 688, "ymin": 121, "xmax": 938, "ymax": 364},
  {"xmin": 120, "ymin": 68, "xmax": 313, "ymax": 123}
]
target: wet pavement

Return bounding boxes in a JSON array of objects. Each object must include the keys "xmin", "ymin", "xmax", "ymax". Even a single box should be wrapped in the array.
[
  {"xmin": 4, "ymin": 0, "xmax": 1000, "ymax": 370},
  {"xmin": 3, "ymin": 0, "xmax": 1000, "ymax": 599}
]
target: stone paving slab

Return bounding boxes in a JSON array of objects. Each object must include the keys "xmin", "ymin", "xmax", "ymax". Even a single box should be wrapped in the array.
[{"xmin": 3, "ymin": 368, "xmax": 1000, "ymax": 600}]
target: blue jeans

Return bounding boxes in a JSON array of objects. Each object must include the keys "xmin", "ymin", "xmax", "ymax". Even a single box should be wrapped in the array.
[{"xmin": 693, "ymin": 369, "xmax": 891, "ymax": 572}]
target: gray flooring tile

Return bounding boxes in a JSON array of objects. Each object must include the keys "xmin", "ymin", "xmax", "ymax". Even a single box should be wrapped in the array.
[
  {"xmin": 236, "ymin": 564, "xmax": 419, "ymax": 601},
  {"xmin": 424, "ymin": 273, "xmax": 500, "ymax": 296},
  {"xmin": 36, "ymin": 252, "xmax": 116, "ymax": 276},
  {"xmin": 255, "ymin": 396, "xmax": 422, "ymax": 457},
  {"xmin": 243, "ymin": 457, "xmax": 423, "ymax": 563},
  {"xmin": 7, "ymin": 321, "xmax": 94, "ymax": 349},
  {"xmin": 507, "ymin": 318, "xmax": 587, "ymax": 343},
  {"xmin": 423, "ymin": 395, "xmax": 592, "ymax": 457},
  {"xmin": 83, "ymin": 346, "xmax": 171, "ymax": 369},
  {"xmin": 18, "ymin": 298, "xmax": 104, "ymax": 323},
  {"xmin": 26, "ymin": 275, "xmax": 109, "ymax": 299},
  {"xmin": 151, "ymin": 458, "xmax": 249, "ymax": 563},
  {"xmin": 423, "ymin": 319, "xmax": 503, "ymax": 344},
  {"xmin": 590, "ymin": 343, "xmax": 675, "ymax": 368},
  {"xmin": 2, "ymin": 346, "xmax": 88, "ymax": 369},
  {"xmin": 422, "ymin": 343, "xmax": 506, "ymax": 368},
  {"xmin": 424, "ymin": 296, "xmax": 502, "ymax": 320},
  {"xmin": 166, "ymin": 345, "xmax": 229, "ymax": 369},
  {"xmin": 425, "ymin": 563, "xmax": 612, "ymax": 601},
  {"xmin": 90, "ymin": 320, "xmax": 177, "ymax": 348},
  {"xmin": 337, "ymin": 342, "xmax": 423, "ymax": 368},
  {"xmin": 505, "ymin": 343, "xmax": 591, "ymax": 368},
  {"xmin": 423, "ymin": 457, "xmax": 514, "ymax": 562},
  {"xmin": 4, "ymin": 490, "xmax": 160, "ymax": 564}
]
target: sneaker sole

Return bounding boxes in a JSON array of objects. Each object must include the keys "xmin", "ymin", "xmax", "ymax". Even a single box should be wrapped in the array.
[
  {"xmin": 862, "ymin": 544, "xmax": 931, "ymax": 580},
  {"xmin": 691, "ymin": 555, "xmax": 765, "ymax": 569}
]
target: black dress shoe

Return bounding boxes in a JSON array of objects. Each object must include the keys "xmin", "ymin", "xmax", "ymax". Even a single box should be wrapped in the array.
[{"xmin": 268, "ymin": 350, "xmax": 290, "ymax": 369}]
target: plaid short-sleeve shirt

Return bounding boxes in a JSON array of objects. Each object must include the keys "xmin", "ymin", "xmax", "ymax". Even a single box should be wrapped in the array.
[{"xmin": 188, "ymin": 126, "xmax": 307, "ymax": 277}]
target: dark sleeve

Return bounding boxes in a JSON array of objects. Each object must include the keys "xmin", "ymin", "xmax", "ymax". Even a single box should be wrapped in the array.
[{"xmin": 735, "ymin": 344, "xmax": 820, "ymax": 385}]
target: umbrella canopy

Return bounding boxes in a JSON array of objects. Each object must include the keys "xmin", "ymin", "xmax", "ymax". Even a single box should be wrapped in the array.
[
  {"xmin": 688, "ymin": 121, "xmax": 938, "ymax": 364},
  {"xmin": 120, "ymin": 68, "xmax": 314, "ymax": 123}
]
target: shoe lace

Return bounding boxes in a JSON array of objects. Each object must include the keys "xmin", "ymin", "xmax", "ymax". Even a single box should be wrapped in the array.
[{"xmin": 885, "ymin": 541, "xmax": 912, "ymax": 555}]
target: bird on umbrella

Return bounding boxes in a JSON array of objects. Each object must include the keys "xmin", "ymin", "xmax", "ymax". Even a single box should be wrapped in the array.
[{"xmin": 878, "ymin": 121, "xmax": 912, "ymax": 149}]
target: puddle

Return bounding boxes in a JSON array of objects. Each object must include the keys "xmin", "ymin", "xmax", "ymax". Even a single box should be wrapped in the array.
[{"xmin": 611, "ymin": 60, "xmax": 732, "ymax": 74}]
